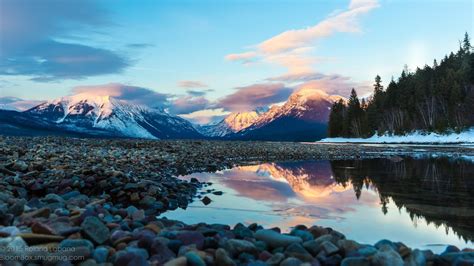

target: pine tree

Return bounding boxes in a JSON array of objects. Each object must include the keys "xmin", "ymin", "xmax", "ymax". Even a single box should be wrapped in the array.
[
  {"xmin": 328, "ymin": 100, "xmax": 346, "ymax": 137},
  {"xmin": 366, "ymin": 75, "xmax": 385, "ymax": 135},
  {"xmin": 327, "ymin": 33, "xmax": 474, "ymax": 138},
  {"xmin": 346, "ymin": 89, "xmax": 364, "ymax": 137},
  {"xmin": 462, "ymin": 32, "xmax": 471, "ymax": 53}
]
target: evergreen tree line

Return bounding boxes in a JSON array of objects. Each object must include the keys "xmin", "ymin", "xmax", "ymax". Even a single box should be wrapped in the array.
[{"xmin": 329, "ymin": 33, "xmax": 474, "ymax": 138}]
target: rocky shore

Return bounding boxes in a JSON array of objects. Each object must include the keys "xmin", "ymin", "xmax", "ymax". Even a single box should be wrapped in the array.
[{"xmin": 0, "ymin": 136, "xmax": 472, "ymax": 266}]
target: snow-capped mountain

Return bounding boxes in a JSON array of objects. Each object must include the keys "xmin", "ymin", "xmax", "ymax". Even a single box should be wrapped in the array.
[
  {"xmin": 1, "ymin": 87, "xmax": 343, "ymax": 141},
  {"xmin": 250, "ymin": 87, "xmax": 343, "ymax": 128},
  {"xmin": 197, "ymin": 110, "xmax": 263, "ymax": 137},
  {"xmin": 21, "ymin": 93, "xmax": 202, "ymax": 139},
  {"xmin": 197, "ymin": 87, "xmax": 343, "ymax": 140},
  {"xmin": 235, "ymin": 87, "xmax": 344, "ymax": 141}
]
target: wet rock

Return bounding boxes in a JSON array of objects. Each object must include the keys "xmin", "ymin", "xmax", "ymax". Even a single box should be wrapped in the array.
[
  {"xmin": 290, "ymin": 229, "xmax": 314, "ymax": 242},
  {"xmin": 150, "ymin": 239, "xmax": 176, "ymax": 263},
  {"xmin": 439, "ymin": 252, "xmax": 474, "ymax": 265},
  {"xmin": 285, "ymin": 242, "xmax": 313, "ymax": 262},
  {"xmin": 224, "ymin": 239, "xmax": 258, "ymax": 257},
  {"xmin": 371, "ymin": 246, "xmax": 404, "ymax": 266},
  {"xmin": 125, "ymin": 246, "xmax": 149, "ymax": 260},
  {"xmin": 0, "ymin": 226, "xmax": 20, "ymax": 237},
  {"xmin": 321, "ymin": 241, "xmax": 339, "ymax": 255},
  {"xmin": 8, "ymin": 199, "xmax": 26, "ymax": 216},
  {"xmin": 337, "ymin": 239, "xmax": 361, "ymax": 255},
  {"xmin": 254, "ymin": 229, "xmax": 302, "ymax": 248},
  {"xmin": 374, "ymin": 239, "xmax": 397, "ymax": 251},
  {"xmin": 201, "ymin": 196, "xmax": 211, "ymax": 205},
  {"xmin": 185, "ymin": 251, "xmax": 206, "ymax": 266},
  {"xmin": 163, "ymin": 256, "xmax": 187, "ymax": 266},
  {"xmin": 31, "ymin": 221, "xmax": 56, "ymax": 235},
  {"xmin": 18, "ymin": 233, "xmax": 64, "ymax": 245},
  {"xmin": 280, "ymin": 257, "xmax": 303, "ymax": 266},
  {"xmin": 443, "ymin": 245, "xmax": 460, "ymax": 254},
  {"xmin": 92, "ymin": 246, "xmax": 109, "ymax": 264},
  {"xmin": 265, "ymin": 252, "xmax": 285, "ymax": 266},
  {"xmin": 215, "ymin": 248, "xmax": 236, "ymax": 266},
  {"xmin": 404, "ymin": 249, "xmax": 426, "ymax": 266},
  {"xmin": 12, "ymin": 160, "xmax": 28, "ymax": 172},
  {"xmin": 308, "ymin": 225, "xmax": 329, "ymax": 238},
  {"xmin": 81, "ymin": 216, "xmax": 110, "ymax": 245},
  {"xmin": 341, "ymin": 257, "xmax": 371, "ymax": 266},
  {"xmin": 58, "ymin": 239, "xmax": 94, "ymax": 260},
  {"xmin": 176, "ymin": 231, "xmax": 204, "ymax": 249}
]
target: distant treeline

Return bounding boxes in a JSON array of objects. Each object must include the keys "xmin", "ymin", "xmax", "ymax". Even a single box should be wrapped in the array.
[{"xmin": 328, "ymin": 33, "xmax": 474, "ymax": 138}]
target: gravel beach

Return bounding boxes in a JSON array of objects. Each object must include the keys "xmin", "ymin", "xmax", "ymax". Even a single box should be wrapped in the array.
[{"xmin": 0, "ymin": 136, "xmax": 472, "ymax": 266}]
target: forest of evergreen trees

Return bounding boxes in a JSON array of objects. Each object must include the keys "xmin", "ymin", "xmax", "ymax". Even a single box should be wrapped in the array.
[{"xmin": 328, "ymin": 33, "xmax": 474, "ymax": 138}]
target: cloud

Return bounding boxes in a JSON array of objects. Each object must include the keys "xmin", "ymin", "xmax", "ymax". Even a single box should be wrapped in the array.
[
  {"xmin": 267, "ymin": 72, "xmax": 329, "ymax": 82},
  {"xmin": 72, "ymin": 83, "xmax": 170, "ymax": 109},
  {"xmin": 216, "ymin": 83, "xmax": 293, "ymax": 112},
  {"xmin": 226, "ymin": 0, "xmax": 379, "ymax": 73},
  {"xmin": 168, "ymin": 96, "xmax": 210, "ymax": 115},
  {"xmin": 1, "ymin": 40, "xmax": 129, "ymax": 81},
  {"xmin": 269, "ymin": 72, "xmax": 371, "ymax": 97},
  {"xmin": 298, "ymin": 76, "xmax": 372, "ymax": 97},
  {"xmin": 258, "ymin": 0, "xmax": 379, "ymax": 54},
  {"xmin": 225, "ymin": 52, "xmax": 259, "ymax": 64},
  {"xmin": 178, "ymin": 80, "xmax": 208, "ymax": 88},
  {"xmin": 0, "ymin": 97, "xmax": 44, "ymax": 111},
  {"xmin": 179, "ymin": 108, "xmax": 229, "ymax": 124},
  {"xmin": 0, "ymin": 0, "xmax": 130, "ymax": 81}
]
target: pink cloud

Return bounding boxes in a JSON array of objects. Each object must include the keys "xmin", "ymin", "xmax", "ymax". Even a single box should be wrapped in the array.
[
  {"xmin": 225, "ymin": 51, "xmax": 259, "ymax": 64},
  {"xmin": 180, "ymin": 108, "xmax": 229, "ymax": 124},
  {"xmin": 226, "ymin": 0, "xmax": 379, "ymax": 73},
  {"xmin": 216, "ymin": 83, "xmax": 293, "ymax": 112},
  {"xmin": 259, "ymin": 0, "xmax": 379, "ymax": 54},
  {"xmin": 72, "ymin": 83, "xmax": 170, "ymax": 108},
  {"xmin": 267, "ymin": 71, "xmax": 371, "ymax": 97},
  {"xmin": 178, "ymin": 80, "xmax": 208, "ymax": 88},
  {"xmin": 169, "ymin": 95, "xmax": 210, "ymax": 115}
]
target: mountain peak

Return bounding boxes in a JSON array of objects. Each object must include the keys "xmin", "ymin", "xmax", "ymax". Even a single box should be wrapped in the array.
[
  {"xmin": 223, "ymin": 111, "xmax": 260, "ymax": 132},
  {"xmin": 25, "ymin": 92, "xmax": 201, "ymax": 139},
  {"xmin": 288, "ymin": 87, "xmax": 329, "ymax": 103}
]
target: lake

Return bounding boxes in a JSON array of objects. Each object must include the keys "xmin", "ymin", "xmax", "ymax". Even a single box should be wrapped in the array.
[{"xmin": 161, "ymin": 156, "xmax": 474, "ymax": 253}]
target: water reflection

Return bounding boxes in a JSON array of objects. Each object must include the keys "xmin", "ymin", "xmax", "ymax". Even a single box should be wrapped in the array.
[
  {"xmin": 162, "ymin": 157, "xmax": 474, "ymax": 250},
  {"xmin": 331, "ymin": 158, "xmax": 474, "ymax": 243}
]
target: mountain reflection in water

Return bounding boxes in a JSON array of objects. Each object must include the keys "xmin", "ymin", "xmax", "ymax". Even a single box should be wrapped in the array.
[{"xmin": 162, "ymin": 157, "xmax": 474, "ymax": 250}]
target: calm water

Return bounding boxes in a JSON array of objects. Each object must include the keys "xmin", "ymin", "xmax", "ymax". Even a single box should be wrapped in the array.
[{"xmin": 161, "ymin": 157, "xmax": 474, "ymax": 252}]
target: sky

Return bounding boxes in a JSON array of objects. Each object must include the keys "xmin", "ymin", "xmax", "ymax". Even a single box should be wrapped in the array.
[{"xmin": 0, "ymin": 0, "xmax": 472, "ymax": 123}]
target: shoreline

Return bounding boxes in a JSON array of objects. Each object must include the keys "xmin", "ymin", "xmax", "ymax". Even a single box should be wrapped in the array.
[{"xmin": 0, "ymin": 136, "xmax": 472, "ymax": 265}]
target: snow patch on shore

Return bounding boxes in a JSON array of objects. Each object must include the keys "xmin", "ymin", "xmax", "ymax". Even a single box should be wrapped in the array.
[{"xmin": 319, "ymin": 128, "xmax": 474, "ymax": 144}]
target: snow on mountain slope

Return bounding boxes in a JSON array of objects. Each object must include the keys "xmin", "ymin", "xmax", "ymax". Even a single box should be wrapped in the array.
[
  {"xmin": 198, "ymin": 110, "xmax": 263, "ymax": 137},
  {"xmin": 244, "ymin": 87, "xmax": 344, "ymax": 131},
  {"xmin": 26, "ymin": 93, "xmax": 201, "ymax": 139},
  {"xmin": 197, "ymin": 87, "xmax": 343, "ymax": 140}
]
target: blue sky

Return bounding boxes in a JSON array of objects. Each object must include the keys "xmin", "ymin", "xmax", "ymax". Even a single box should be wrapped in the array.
[{"xmin": 0, "ymin": 0, "xmax": 472, "ymax": 123}]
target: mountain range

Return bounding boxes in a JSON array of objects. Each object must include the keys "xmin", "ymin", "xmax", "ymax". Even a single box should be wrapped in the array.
[{"xmin": 0, "ymin": 87, "xmax": 344, "ymax": 141}]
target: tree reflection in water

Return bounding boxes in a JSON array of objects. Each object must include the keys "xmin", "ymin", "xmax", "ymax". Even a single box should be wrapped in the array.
[{"xmin": 330, "ymin": 157, "xmax": 474, "ymax": 242}]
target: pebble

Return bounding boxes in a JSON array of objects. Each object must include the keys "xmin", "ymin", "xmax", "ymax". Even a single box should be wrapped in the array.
[
  {"xmin": 371, "ymin": 246, "xmax": 404, "ymax": 266},
  {"xmin": 255, "ymin": 229, "xmax": 302, "ymax": 248},
  {"xmin": 0, "ymin": 136, "xmax": 465, "ymax": 265},
  {"xmin": 224, "ymin": 239, "xmax": 258, "ymax": 257},
  {"xmin": 81, "ymin": 216, "xmax": 110, "ymax": 245},
  {"xmin": 341, "ymin": 257, "xmax": 371, "ymax": 266}
]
